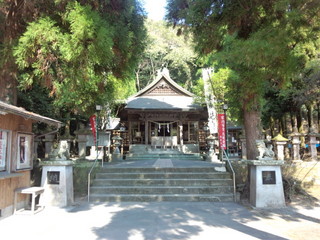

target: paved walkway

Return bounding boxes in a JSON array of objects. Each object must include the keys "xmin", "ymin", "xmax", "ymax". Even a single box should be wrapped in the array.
[
  {"xmin": 2, "ymin": 159, "xmax": 319, "ymax": 240},
  {"xmin": 1, "ymin": 199, "xmax": 319, "ymax": 240}
]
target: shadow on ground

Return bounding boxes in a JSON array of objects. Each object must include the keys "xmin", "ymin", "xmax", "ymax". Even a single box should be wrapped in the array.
[{"xmin": 67, "ymin": 200, "xmax": 320, "ymax": 240}]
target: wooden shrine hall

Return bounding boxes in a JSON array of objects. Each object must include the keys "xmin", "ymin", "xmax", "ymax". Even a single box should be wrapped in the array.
[{"xmin": 117, "ymin": 69, "xmax": 209, "ymax": 153}]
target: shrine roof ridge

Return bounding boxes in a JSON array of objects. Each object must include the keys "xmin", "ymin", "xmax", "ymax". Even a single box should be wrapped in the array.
[{"xmin": 130, "ymin": 71, "xmax": 194, "ymax": 98}]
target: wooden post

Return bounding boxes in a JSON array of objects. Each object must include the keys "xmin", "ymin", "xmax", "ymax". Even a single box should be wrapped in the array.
[
  {"xmin": 145, "ymin": 120, "xmax": 148, "ymax": 145},
  {"xmin": 179, "ymin": 121, "xmax": 183, "ymax": 146}
]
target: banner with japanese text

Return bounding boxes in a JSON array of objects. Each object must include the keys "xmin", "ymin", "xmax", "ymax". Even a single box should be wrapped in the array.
[
  {"xmin": 89, "ymin": 115, "xmax": 97, "ymax": 145},
  {"xmin": 218, "ymin": 114, "xmax": 226, "ymax": 150}
]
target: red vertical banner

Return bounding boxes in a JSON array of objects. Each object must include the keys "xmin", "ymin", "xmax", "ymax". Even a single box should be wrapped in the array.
[
  {"xmin": 218, "ymin": 114, "xmax": 226, "ymax": 150},
  {"xmin": 89, "ymin": 115, "xmax": 97, "ymax": 145}
]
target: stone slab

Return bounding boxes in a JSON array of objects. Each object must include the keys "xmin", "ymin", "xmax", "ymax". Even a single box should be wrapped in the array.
[
  {"xmin": 250, "ymin": 165, "xmax": 285, "ymax": 208},
  {"xmin": 40, "ymin": 165, "xmax": 74, "ymax": 207}
]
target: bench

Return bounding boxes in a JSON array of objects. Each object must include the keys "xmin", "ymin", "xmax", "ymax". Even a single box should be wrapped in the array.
[{"xmin": 14, "ymin": 187, "xmax": 45, "ymax": 215}]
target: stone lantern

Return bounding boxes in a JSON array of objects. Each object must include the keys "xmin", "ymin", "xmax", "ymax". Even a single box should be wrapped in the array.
[
  {"xmin": 290, "ymin": 131, "xmax": 303, "ymax": 161},
  {"xmin": 272, "ymin": 134, "xmax": 289, "ymax": 161},
  {"xmin": 112, "ymin": 135, "xmax": 123, "ymax": 161},
  {"xmin": 308, "ymin": 130, "xmax": 320, "ymax": 161},
  {"xmin": 206, "ymin": 134, "xmax": 218, "ymax": 162}
]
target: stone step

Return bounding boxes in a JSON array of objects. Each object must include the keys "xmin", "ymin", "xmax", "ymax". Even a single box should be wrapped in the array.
[
  {"xmin": 126, "ymin": 154, "xmax": 201, "ymax": 157},
  {"xmin": 126, "ymin": 158, "xmax": 202, "ymax": 162},
  {"xmin": 92, "ymin": 178, "xmax": 233, "ymax": 186},
  {"xmin": 90, "ymin": 185, "xmax": 234, "ymax": 195},
  {"xmin": 125, "ymin": 157, "xmax": 203, "ymax": 161},
  {"xmin": 98, "ymin": 167, "xmax": 220, "ymax": 173},
  {"xmin": 125, "ymin": 153, "xmax": 203, "ymax": 161},
  {"xmin": 89, "ymin": 193, "xmax": 234, "ymax": 202},
  {"xmin": 95, "ymin": 172, "xmax": 231, "ymax": 179},
  {"xmin": 89, "ymin": 161, "xmax": 234, "ymax": 202}
]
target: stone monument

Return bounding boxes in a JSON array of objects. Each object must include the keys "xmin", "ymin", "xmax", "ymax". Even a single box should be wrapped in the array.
[
  {"xmin": 40, "ymin": 140, "xmax": 74, "ymax": 207},
  {"xmin": 248, "ymin": 140, "xmax": 285, "ymax": 208}
]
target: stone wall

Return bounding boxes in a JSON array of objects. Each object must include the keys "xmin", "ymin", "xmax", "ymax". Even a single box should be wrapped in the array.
[
  {"xmin": 231, "ymin": 160, "xmax": 320, "ymax": 199},
  {"xmin": 73, "ymin": 161, "xmax": 101, "ymax": 198}
]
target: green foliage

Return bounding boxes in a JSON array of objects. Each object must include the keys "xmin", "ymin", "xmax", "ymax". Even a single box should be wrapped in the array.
[
  {"xmin": 167, "ymin": 0, "xmax": 320, "ymax": 113},
  {"xmin": 17, "ymin": 84, "xmax": 56, "ymax": 118},
  {"xmin": 17, "ymin": 85, "xmax": 59, "ymax": 133},
  {"xmin": 136, "ymin": 19, "xmax": 198, "ymax": 91},
  {"xmin": 13, "ymin": 1, "xmax": 146, "ymax": 116}
]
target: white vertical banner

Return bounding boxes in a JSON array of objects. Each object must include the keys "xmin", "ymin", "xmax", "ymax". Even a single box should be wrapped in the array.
[
  {"xmin": 0, "ymin": 130, "xmax": 7, "ymax": 169},
  {"xmin": 202, "ymin": 68, "xmax": 218, "ymax": 134}
]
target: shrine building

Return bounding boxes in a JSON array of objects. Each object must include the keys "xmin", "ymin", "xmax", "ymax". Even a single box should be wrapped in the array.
[{"xmin": 117, "ymin": 69, "xmax": 209, "ymax": 153}]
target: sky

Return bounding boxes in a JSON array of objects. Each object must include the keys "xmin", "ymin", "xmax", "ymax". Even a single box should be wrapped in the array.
[{"xmin": 143, "ymin": 0, "xmax": 167, "ymax": 21}]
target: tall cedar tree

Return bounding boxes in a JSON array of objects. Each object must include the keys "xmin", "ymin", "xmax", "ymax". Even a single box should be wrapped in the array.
[
  {"xmin": 166, "ymin": 0, "xmax": 320, "ymax": 159},
  {"xmin": 1, "ymin": 0, "xmax": 146, "ymax": 116}
]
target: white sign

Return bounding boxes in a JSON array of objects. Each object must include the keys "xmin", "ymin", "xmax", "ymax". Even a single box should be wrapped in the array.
[
  {"xmin": 17, "ymin": 133, "xmax": 33, "ymax": 170},
  {"xmin": 0, "ymin": 131, "xmax": 7, "ymax": 171}
]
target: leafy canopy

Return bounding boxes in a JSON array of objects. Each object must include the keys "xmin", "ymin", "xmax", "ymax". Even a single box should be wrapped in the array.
[
  {"xmin": 14, "ymin": 1, "xmax": 146, "ymax": 116},
  {"xmin": 166, "ymin": 0, "xmax": 320, "ymax": 112}
]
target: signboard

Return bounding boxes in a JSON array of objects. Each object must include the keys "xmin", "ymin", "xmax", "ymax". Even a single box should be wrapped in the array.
[
  {"xmin": 89, "ymin": 115, "xmax": 97, "ymax": 145},
  {"xmin": 17, "ymin": 133, "xmax": 33, "ymax": 170},
  {"xmin": 218, "ymin": 114, "xmax": 226, "ymax": 150},
  {"xmin": 86, "ymin": 132, "xmax": 110, "ymax": 147},
  {"xmin": 262, "ymin": 171, "xmax": 276, "ymax": 185},
  {"xmin": 47, "ymin": 171, "xmax": 60, "ymax": 185}
]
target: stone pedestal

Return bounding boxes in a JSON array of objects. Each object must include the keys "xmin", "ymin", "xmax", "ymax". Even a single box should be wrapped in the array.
[
  {"xmin": 40, "ymin": 160, "xmax": 74, "ymax": 207},
  {"xmin": 112, "ymin": 153, "xmax": 123, "ymax": 161},
  {"xmin": 248, "ymin": 160, "xmax": 285, "ymax": 208}
]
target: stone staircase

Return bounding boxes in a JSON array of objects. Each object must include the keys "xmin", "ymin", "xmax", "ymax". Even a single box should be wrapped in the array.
[
  {"xmin": 89, "ymin": 164, "xmax": 235, "ymax": 202},
  {"xmin": 125, "ymin": 153, "xmax": 203, "ymax": 161}
]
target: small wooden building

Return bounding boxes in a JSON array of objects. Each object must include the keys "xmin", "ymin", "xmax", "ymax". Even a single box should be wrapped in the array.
[
  {"xmin": 117, "ymin": 70, "xmax": 209, "ymax": 153},
  {"xmin": 0, "ymin": 100, "xmax": 62, "ymax": 218}
]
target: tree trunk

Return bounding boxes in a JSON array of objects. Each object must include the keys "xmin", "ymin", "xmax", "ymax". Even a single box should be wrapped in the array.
[
  {"xmin": 0, "ymin": 59, "xmax": 17, "ymax": 105},
  {"xmin": 307, "ymin": 102, "xmax": 315, "ymax": 131},
  {"xmin": 135, "ymin": 69, "xmax": 140, "ymax": 91},
  {"xmin": 317, "ymin": 103, "xmax": 320, "ymax": 133},
  {"xmin": 0, "ymin": 0, "xmax": 34, "ymax": 105},
  {"xmin": 269, "ymin": 117, "xmax": 275, "ymax": 138},
  {"xmin": 297, "ymin": 109, "xmax": 302, "ymax": 132},
  {"xmin": 243, "ymin": 106, "xmax": 262, "ymax": 160}
]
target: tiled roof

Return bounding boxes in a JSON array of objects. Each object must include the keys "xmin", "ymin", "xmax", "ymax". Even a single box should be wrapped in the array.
[
  {"xmin": 0, "ymin": 100, "xmax": 63, "ymax": 127},
  {"xmin": 126, "ymin": 96, "xmax": 202, "ymax": 110},
  {"xmin": 126, "ymin": 70, "xmax": 203, "ymax": 111}
]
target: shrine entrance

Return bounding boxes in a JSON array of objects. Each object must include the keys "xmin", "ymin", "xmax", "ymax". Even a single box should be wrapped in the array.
[{"xmin": 152, "ymin": 121, "xmax": 177, "ymax": 137}]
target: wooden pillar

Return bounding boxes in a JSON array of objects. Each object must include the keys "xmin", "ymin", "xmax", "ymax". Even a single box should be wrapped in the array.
[
  {"xmin": 179, "ymin": 121, "xmax": 183, "ymax": 146},
  {"xmin": 145, "ymin": 120, "xmax": 148, "ymax": 145},
  {"xmin": 128, "ymin": 121, "xmax": 132, "ymax": 144}
]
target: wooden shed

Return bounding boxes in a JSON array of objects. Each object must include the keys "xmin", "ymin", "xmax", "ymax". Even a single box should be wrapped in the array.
[{"xmin": 0, "ymin": 100, "xmax": 62, "ymax": 218}]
